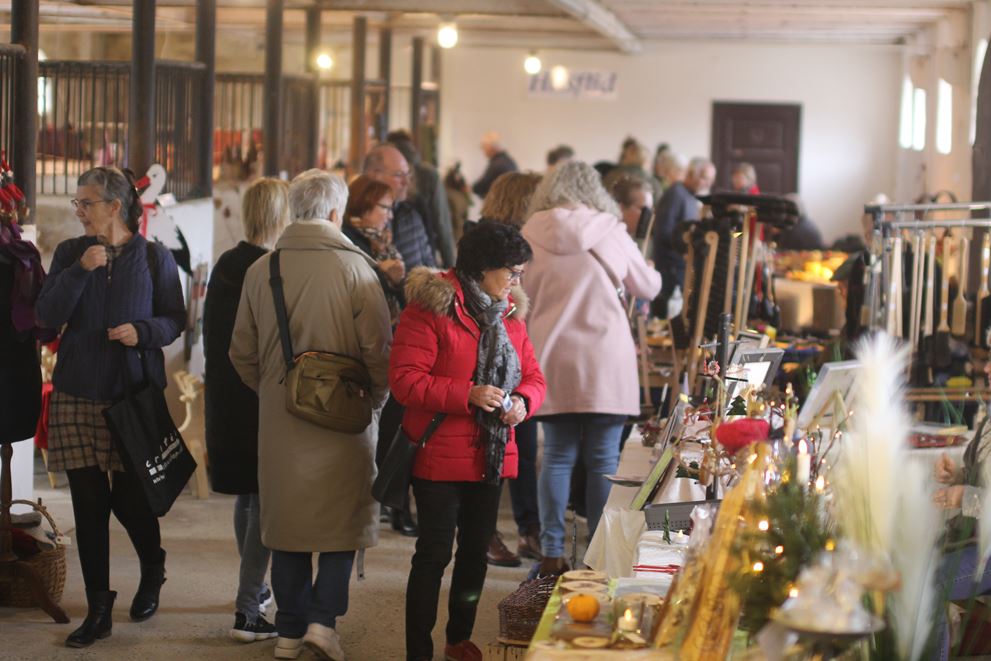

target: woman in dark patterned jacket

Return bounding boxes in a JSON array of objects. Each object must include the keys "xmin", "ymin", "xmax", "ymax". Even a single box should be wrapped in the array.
[{"xmin": 36, "ymin": 167, "xmax": 184, "ymax": 648}]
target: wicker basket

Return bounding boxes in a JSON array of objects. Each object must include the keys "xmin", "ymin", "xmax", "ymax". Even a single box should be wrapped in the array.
[
  {"xmin": 0, "ymin": 499, "xmax": 67, "ymax": 608},
  {"xmin": 496, "ymin": 575, "xmax": 558, "ymax": 646}
]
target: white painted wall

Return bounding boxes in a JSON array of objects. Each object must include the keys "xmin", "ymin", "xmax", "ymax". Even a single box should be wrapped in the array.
[{"xmin": 438, "ymin": 41, "xmax": 902, "ymax": 244}]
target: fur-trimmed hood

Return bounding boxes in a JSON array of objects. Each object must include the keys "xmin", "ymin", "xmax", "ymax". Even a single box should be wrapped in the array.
[{"xmin": 404, "ymin": 267, "xmax": 529, "ymax": 320}]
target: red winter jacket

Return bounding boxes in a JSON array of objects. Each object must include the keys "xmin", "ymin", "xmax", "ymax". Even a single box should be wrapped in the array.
[{"xmin": 389, "ymin": 268, "xmax": 546, "ymax": 482}]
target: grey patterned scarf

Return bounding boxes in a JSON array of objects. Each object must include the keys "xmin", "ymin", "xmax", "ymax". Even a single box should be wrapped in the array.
[{"xmin": 458, "ymin": 272, "xmax": 522, "ymax": 484}]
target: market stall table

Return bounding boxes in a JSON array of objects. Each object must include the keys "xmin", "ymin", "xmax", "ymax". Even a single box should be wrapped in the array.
[{"xmin": 585, "ymin": 442, "xmax": 706, "ymax": 577}]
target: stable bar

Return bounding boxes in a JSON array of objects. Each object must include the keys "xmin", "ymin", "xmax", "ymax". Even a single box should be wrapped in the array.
[
  {"xmin": 410, "ymin": 36, "xmax": 423, "ymax": 147},
  {"xmin": 305, "ymin": 7, "xmax": 320, "ymax": 169},
  {"xmin": 129, "ymin": 0, "xmax": 156, "ymax": 177},
  {"xmin": 263, "ymin": 0, "xmax": 283, "ymax": 176},
  {"xmin": 194, "ymin": 0, "xmax": 216, "ymax": 197},
  {"xmin": 348, "ymin": 16, "xmax": 367, "ymax": 172},
  {"xmin": 379, "ymin": 27, "xmax": 391, "ymax": 140},
  {"xmin": 11, "ymin": 0, "xmax": 38, "ymax": 215}
]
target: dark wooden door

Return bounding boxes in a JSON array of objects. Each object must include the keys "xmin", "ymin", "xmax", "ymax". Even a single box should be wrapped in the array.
[{"xmin": 710, "ymin": 102, "xmax": 801, "ymax": 194}]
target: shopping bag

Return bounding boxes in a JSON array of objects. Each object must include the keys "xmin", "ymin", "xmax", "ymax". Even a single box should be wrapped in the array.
[
  {"xmin": 372, "ymin": 414, "xmax": 445, "ymax": 511},
  {"xmin": 103, "ymin": 350, "xmax": 196, "ymax": 516}
]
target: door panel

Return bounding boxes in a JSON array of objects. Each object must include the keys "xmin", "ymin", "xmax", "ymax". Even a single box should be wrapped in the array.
[{"xmin": 711, "ymin": 102, "xmax": 801, "ymax": 195}]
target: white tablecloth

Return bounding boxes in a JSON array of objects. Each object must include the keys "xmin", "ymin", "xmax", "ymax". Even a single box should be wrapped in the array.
[{"xmin": 584, "ymin": 442, "xmax": 706, "ymax": 577}]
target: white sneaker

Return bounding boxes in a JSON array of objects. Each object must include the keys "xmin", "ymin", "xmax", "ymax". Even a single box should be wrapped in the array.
[
  {"xmin": 303, "ymin": 622, "xmax": 346, "ymax": 661},
  {"xmin": 273, "ymin": 636, "xmax": 303, "ymax": 659}
]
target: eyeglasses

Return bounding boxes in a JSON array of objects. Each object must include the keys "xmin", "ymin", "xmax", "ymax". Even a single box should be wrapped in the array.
[
  {"xmin": 507, "ymin": 269, "xmax": 524, "ymax": 283},
  {"xmin": 71, "ymin": 198, "xmax": 110, "ymax": 211},
  {"xmin": 376, "ymin": 203, "xmax": 393, "ymax": 213},
  {"xmin": 377, "ymin": 169, "xmax": 410, "ymax": 181}
]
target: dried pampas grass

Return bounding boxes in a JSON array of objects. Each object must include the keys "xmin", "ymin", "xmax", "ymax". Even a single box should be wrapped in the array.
[
  {"xmin": 888, "ymin": 460, "xmax": 941, "ymax": 660},
  {"xmin": 833, "ymin": 333, "xmax": 910, "ymax": 553},
  {"xmin": 831, "ymin": 332, "xmax": 940, "ymax": 660}
]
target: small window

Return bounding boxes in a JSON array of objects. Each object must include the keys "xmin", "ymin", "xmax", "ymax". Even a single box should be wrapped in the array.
[
  {"xmin": 913, "ymin": 87, "xmax": 927, "ymax": 151},
  {"xmin": 937, "ymin": 78, "xmax": 952, "ymax": 155},
  {"xmin": 899, "ymin": 76, "xmax": 914, "ymax": 149}
]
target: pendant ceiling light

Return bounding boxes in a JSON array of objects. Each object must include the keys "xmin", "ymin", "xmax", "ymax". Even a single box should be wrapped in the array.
[{"xmin": 437, "ymin": 22, "xmax": 459, "ymax": 49}]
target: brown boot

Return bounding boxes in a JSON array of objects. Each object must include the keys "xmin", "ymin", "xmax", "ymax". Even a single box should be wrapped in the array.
[
  {"xmin": 486, "ymin": 531, "xmax": 521, "ymax": 567},
  {"xmin": 517, "ymin": 524, "xmax": 543, "ymax": 561}
]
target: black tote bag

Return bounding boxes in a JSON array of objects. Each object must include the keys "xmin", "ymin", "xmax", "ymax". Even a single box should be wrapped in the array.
[
  {"xmin": 372, "ymin": 413, "xmax": 445, "ymax": 511},
  {"xmin": 103, "ymin": 350, "xmax": 197, "ymax": 516}
]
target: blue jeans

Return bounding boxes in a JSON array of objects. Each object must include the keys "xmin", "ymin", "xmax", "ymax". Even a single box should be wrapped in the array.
[
  {"xmin": 508, "ymin": 418, "xmax": 540, "ymax": 535},
  {"xmin": 933, "ymin": 544, "xmax": 991, "ymax": 660},
  {"xmin": 270, "ymin": 549, "xmax": 355, "ymax": 639},
  {"xmin": 538, "ymin": 414, "xmax": 623, "ymax": 559},
  {"xmin": 233, "ymin": 493, "xmax": 271, "ymax": 621}
]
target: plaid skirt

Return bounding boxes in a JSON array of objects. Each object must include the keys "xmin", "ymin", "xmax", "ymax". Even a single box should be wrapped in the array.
[{"xmin": 47, "ymin": 390, "xmax": 124, "ymax": 473}]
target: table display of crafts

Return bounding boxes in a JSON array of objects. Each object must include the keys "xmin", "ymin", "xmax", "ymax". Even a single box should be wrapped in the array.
[
  {"xmin": 529, "ymin": 570, "xmax": 669, "ymax": 654},
  {"xmin": 531, "ymin": 332, "xmax": 973, "ymax": 660}
]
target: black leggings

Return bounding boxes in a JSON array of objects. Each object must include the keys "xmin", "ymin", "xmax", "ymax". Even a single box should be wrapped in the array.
[{"xmin": 66, "ymin": 466, "xmax": 161, "ymax": 591}]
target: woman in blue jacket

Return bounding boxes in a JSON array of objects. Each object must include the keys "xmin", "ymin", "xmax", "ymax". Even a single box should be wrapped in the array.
[{"xmin": 35, "ymin": 167, "xmax": 185, "ymax": 648}]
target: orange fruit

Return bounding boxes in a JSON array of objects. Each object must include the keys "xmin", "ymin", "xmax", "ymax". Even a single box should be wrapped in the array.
[{"xmin": 566, "ymin": 593, "xmax": 600, "ymax": 622}]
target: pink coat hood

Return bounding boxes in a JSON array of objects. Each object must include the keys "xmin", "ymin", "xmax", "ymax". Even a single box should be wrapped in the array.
[{"xmin": 522, "ymin": 205, "xmax": 661, "ymax": 416}]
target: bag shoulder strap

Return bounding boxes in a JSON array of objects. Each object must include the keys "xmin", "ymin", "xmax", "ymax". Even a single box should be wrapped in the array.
[
  {"xmin": 268, "ymin": 250, "xmax": 295, "ymax": 374},
  {"xmin": 418, "ymin": 413, "xmax": 447, "ymax": 448}
]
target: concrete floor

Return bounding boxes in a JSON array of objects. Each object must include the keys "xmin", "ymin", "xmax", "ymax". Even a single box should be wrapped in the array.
[{"xmin": 2, "ymin": 459, "xmax": 588, "ymax": 661}]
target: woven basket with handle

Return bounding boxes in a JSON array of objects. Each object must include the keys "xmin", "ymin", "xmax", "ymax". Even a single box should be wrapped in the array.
[
  {"xmin": 0, "ymin": 499, "xmax": 67, "ymax": 607},
  {"xmin": 496, "ymin": 575, "xmax": 558, "ymax": 646}
]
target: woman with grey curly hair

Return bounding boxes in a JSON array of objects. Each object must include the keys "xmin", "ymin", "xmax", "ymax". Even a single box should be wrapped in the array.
[{"xmin": 521, "ymin": 161, "xmax": 661, "ymax": 575}]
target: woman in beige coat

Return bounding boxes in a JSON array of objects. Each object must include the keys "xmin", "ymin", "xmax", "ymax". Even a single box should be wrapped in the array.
[{"xmin": 230, "ymin": 169, "xmax": 392, "ymax": 661}]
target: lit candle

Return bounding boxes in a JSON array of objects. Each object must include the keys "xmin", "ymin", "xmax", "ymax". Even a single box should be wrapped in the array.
[
  {"xmin": 673, "ymin": 530, "xmax": 689, "ymax": 545},
  {"xmin": 796, "ymin": 439, "xmax": 811, "ymax": 486},
  {"xmin": 618, "ymin": 608, "xmax": 637, "ymax": 632}
]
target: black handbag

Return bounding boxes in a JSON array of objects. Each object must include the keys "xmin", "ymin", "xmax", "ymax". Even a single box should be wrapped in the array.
[
  {"xmin": 103, "ymin": 349, "xmax": 197, "ymax": 516},
  {"xmin": 372, "ymin": 413, "xmax": 445, "ymax": 511}
]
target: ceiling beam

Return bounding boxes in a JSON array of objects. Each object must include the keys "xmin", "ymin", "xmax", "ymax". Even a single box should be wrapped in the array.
[{"xmin": 545, "ymin": 0, "xmax": 641, "ymax": 53}]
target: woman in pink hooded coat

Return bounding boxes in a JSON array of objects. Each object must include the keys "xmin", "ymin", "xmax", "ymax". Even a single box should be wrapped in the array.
[{"xmin": 521, "ymin": 161, "xmax": 661, "ymax": 575}]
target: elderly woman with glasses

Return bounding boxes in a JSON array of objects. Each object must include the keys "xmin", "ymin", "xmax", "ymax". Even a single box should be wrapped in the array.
[
  {"xmin": 35, "ymin": 166, "xmax": 185, "ymax": 648},
  {"xmin": 390, "ymin": 222, "xmax": 546, "ymax": 661}
]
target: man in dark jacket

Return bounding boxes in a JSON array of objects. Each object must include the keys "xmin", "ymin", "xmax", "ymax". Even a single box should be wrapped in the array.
[
  {"xmin": 472, "ymin": 131, "xmax": 518, "ymax": 199},
  {"xmin": 650, "ymin": 157, "xmax": 715, "ymax": 318},
  {"xmin": 364, "ymin": 145, "xmax": 436, "ymax": 271},
  {"xmin": 386, "ymin": 130, "xmax": 455, "ymax": 267}
]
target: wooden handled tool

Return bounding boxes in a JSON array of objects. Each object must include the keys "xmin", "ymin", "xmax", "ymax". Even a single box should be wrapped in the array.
[
  {"xmin": 887, "ymin": 236, "xmax": 903, "ymax": 337},
  {"xmin": 734, "ymin": 218, "xmax": 750, "ymax": 333},
  {"xmin": 933, "ymin": 237, "xmax": 952, "ymax": 368},
  {"xmin": 688, "ymin": 231, "xmax": 720, "ymax": 386},
  {"xmin": 977, "ymin": 233, "xmax": 991, "ymax": 346},
  {"xmin": 920, "ymin": 235, "xmax": 936, "ymax": 374},
  {"xmin": 909, "ymin": 233, "xmax": 924, "ymax": 351},
  {"xmin": 952, "ymin": 236, "xmax": 969, "ymax": 338}
]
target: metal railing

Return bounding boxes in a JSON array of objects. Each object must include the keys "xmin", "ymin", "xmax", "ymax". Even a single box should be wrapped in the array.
[
  {"xmin": 0, "ymin": 44, "xmax": 25, "ymax": 174},
  {"xmin": 216, "ymin": 72, "xmax": 324, "ymax": 179},
  {"xmin": 154, "ymin": 60, "xmax": 205, "ymax": 201},
  {"xmin": 37, "ymin": 60, "xmax": 205, "ymax": 201},
  {"xmin": 318, "ymin": 80, "xmax": 350, "ymax": 170},
  {"xmin": 37, "ymin": 61, "xmax": 130, "ymax": 196}
]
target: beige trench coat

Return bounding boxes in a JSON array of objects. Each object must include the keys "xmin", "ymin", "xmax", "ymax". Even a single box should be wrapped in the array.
[{"xmin": 229, "ymin": 220, "xmax": 392, "ymax": 552}]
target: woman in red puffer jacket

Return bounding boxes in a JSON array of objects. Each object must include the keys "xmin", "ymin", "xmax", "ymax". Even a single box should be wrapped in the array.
[{"xmin": 390, "ymin": 222, "xmax": 545, "ymax": 661}]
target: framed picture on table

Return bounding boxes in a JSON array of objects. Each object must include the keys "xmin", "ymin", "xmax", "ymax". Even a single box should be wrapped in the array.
[
  {"xmin": 733, "ymin": 347, "xmax": 784, "ymax": 389},
  {"xmin": 796, "ymin": 360, "xmax": 861, "ymax": 430}
]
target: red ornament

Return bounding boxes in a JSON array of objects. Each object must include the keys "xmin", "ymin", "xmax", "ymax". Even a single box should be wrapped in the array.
[{"xmin": 714, "ymin": 418, "xmax": 770, "ymax": 453}]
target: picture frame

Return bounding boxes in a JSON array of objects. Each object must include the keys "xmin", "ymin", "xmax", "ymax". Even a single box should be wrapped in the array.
[
  {"xmin": 728, "ymin": 331, "xmax": 769, "ymax": 365},
  {"xmin": 796, "ymin": 360, "xmax": 861, "ymax": 429},
  {"xmin": 630, "ymin": 446, "xmax": 677, "ymax": 511},
  {"xmin": 732, "ymin": 347, "xmax": 784, "ymax": 389}
]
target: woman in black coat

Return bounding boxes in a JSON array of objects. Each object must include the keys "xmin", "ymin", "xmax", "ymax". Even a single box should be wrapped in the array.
[{"xmin": 203, "ymin": 178, "xmax": 288, "ymax": 643}]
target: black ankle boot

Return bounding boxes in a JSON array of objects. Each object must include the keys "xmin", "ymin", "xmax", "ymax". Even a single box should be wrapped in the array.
[
  {"xmin": 389, "ymin": 507, "xmax": 418, "ymax": 537},
  {"xmin": 65, "ymin": 589, "xmax": 116, "ymax": 648},
  {"xmin": 130, "ymin": 549, "xmax": 166, "ymax": 622}
]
